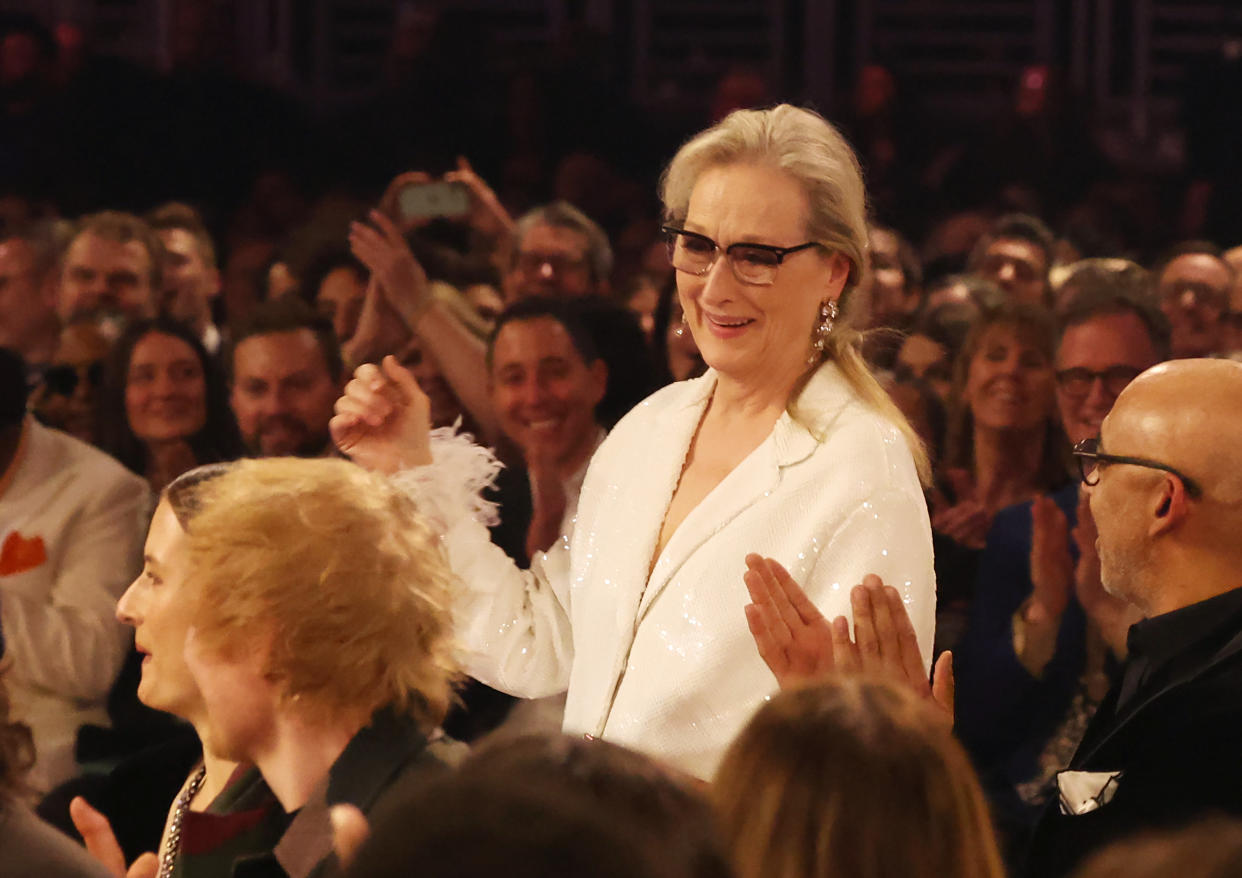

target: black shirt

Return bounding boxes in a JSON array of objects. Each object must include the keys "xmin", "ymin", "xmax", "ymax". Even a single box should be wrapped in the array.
[{"xmin": 1116, "ymin": 585, "xmax": 1242, "ymax": 715}]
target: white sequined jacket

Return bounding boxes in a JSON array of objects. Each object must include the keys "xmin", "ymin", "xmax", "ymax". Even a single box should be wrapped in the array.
[{"xmin": 403, "ymin": 363, "xmax": 936, "ymax": 779}]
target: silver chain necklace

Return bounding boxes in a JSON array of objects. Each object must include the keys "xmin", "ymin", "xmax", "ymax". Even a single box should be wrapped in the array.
[{"xmin": 158, "ymin": 764, "xmax": 207, "ymax": 878}]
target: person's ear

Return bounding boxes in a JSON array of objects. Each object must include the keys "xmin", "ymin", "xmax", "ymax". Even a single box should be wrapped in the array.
[
  {"xmin": 1149, "ymin": 474, "xmax": 1190, "ymax": 537},
  {"xmin": 821, "ymin": 251, "xmax": 851, "ymax": 302}
]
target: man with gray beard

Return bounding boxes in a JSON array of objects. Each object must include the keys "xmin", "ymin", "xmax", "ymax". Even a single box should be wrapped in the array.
[{"xmin": 1024, "ymin": 359, "xmax": 1242, "ymax": 877}]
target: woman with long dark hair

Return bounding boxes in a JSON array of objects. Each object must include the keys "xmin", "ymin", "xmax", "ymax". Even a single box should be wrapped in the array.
[{"xmin": 97, "ymin": 318, "xmax": 242, "ymax": 492}]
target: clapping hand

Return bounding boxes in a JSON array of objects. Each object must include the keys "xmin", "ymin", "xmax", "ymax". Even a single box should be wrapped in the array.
[
  {"xmin": 1029, "ymin": 493, "xmax": 1074, "ymax": 623},
  {"xmin": 340, "ymin": 276, "xmax": 412, "ymax": 369},
  {"xmin": 1010, "ymin": 494, "xmax": 1077, "ymax": 676},
  {"xmin": 930, "ymin": 469, "xmax": 992, "ymax": 550},
  {"xmin": 526, "ymin": 449, "xmax": 569, "ymax": 558},
  {"xmin": 330, "ymin": 804, "xmax": 371, "ymax": 871},
  {"xmin": 69, "ymin": 796, "xmax": 158, "ymax": 878},
  {"xmin": 331, "ymin": 356, "xmax": 433, "ymax": 474},
  {"xmin": 742, "ymin": 555, "xmax": 954, "ymax": 723}
]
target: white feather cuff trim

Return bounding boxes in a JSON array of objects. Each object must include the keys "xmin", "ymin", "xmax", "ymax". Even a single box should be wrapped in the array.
[{"xmin": 389, "ymin": 423, "xmax": 503, "ymax": 531}]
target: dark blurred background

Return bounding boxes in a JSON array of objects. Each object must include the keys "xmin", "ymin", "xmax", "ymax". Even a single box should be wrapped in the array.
[{"xmin": 3, "ymin": 0, "xmax": 1242, "ymax": 263}]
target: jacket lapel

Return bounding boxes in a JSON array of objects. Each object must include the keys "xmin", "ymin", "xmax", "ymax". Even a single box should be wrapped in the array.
[
  {"xmin": 607, "ymin": 375, "xmax": 715, "ymax": 638},
  {"xmin": 635, "ymin": 436, "xmax": 780, "ymax": 626},
  {"xmin": 579, "ymin": 365, "xmax": 857, "ymax": 736},
  {"xmin": 1075, "ymin": 623, "xmax": 1242, "ymax": 765},
  {"xmin": 633, "ymin": 366, "xmax": 850, "ymax": 626}
]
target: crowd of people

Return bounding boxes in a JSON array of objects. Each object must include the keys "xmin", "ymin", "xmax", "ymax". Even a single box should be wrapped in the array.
[{"xmin": 4, "ymin": 14, "xmax": 1242, "ymax": 878}]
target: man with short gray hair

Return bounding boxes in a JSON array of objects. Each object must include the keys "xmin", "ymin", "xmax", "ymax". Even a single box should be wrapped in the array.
[{"xmin": 503, "ymin": 202, "xmax": 614, "ymax": 302}]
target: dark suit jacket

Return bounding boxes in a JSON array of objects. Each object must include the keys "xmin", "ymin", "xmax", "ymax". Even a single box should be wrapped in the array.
[
  {"xmin": 1024, "ymin": 589, "xmax": 1242, "ymax": 878},
  {"xmin": 231, "ymin": 708, "xmax": 458, "ymax": 878}
]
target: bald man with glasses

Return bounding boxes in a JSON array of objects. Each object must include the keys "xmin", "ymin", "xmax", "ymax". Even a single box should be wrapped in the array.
[{"xmin": 1024, "ymin": 359, "xmax": 1242, "ymax": 877}]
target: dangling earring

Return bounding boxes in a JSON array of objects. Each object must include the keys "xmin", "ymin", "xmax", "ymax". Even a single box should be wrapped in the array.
[
  {"xmin": 807, "ymin": 299, "xmax": 838, "ymax": 365},
  {"xmin": 673, "ymin": 314, "xmax": 688, "ymax": 338}
]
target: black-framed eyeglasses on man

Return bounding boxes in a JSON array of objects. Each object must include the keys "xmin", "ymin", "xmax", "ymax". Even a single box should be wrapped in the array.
[
  {"xmin": 1071, "ymin": 437, "xmax": 1203, "ymax": 498},
  {"xmin": 1055, "ymin": 366, "xmax": 1143, "ymax": 399},
  {"xmin": 1161, "ymin": 280, "xmax": 1229, "ymax": 310},
  {"xmin": 662, "ymin": 225, "xmax": 821, "ymax": 286},
  {"xmin": 514, "ymin": 251, "xmax": 590, "ymax": 276}
]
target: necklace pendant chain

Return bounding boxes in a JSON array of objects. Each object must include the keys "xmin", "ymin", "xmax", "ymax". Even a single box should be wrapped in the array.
[{"xmin": 159, "ymin": 764, "xmax": 207, "ymax": 878}]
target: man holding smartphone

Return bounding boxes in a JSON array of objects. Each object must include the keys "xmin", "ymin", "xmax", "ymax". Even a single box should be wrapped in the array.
[{"xmin": 348, "ymin": 169, "xmax": 656, "ymax": 444}]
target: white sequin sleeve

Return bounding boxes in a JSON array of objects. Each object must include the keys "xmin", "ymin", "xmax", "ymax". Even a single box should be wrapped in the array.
[{"xmin": 389, "ymin": 426, "xmax": 575, "ymax": 699}]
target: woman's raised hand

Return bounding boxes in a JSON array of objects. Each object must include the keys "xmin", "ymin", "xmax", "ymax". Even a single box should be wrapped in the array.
[
  {"xmin": 331, "ymin": 356, "xmax": 433, "ymax": 474},
  {"xmin": 348, "ymin": 210, "xmax": 432, "ymax": 330},
  {"xmin": 376, "ymin": 170, "xmax": 436, "ymax": 232},
  {"xmin": 743, "ymin": 555, "xmax": 954, "ymax": 723},
  {"xmin": 443, "ymin": 156, "xmax": 515, "ymax": 240}
]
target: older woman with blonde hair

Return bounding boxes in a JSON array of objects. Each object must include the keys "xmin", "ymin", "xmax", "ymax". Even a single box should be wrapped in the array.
[
  {"xmin": 714, "ymin": 675, "xmax": 1005, "ymax": 878},
  {"xmin": 334, "ymin": 104, "xmax": 936, "ymax": 779}
]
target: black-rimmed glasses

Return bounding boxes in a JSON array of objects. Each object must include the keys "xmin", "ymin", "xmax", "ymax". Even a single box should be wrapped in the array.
[
  {"xmin": 514, "ymin": 251, "xmax": 590, "ymax": 276},
  {"xmin": 662, "ymin": 225, "xmax": 821, "ymax": 286},
  {"xmin": 1071, "ymin": 437, "xmax": 1203, "ymax": 498},
  {"xmin": 1055, "ymin": 366, "xmax": 1143, "ymax": 399},
  {"xmin": 1162, "ymin": 280, "xmax": 1229, "ymax": 309},
  {"xmin": 39, "ymin": 361, "xmax": 105, "ymax": 398}
]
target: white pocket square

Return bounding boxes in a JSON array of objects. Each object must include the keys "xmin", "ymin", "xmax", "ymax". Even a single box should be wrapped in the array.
[{"xmin": 1057, "ymin": 769, "xmax": 1124, "ymax": 815}]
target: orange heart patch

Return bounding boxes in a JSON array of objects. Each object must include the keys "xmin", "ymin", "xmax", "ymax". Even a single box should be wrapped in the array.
[{"xmin": 0, "ymin": 531, "xmax": 47, "ymax": 576}]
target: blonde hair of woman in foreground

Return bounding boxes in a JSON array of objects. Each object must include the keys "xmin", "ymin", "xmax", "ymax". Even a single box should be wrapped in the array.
[{"xmin": 713, "ymin": 675, "xmax": 1005, "ymax": 878}]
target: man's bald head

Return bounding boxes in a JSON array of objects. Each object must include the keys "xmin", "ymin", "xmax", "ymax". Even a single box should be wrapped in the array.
[
  {"xmin": 1106, "ymin": 360, "xmax": 1242, "ymax": 501},
  {"xmin": 1092, "ymin": 359, "xmax": 1242, "ymax": 614}
]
